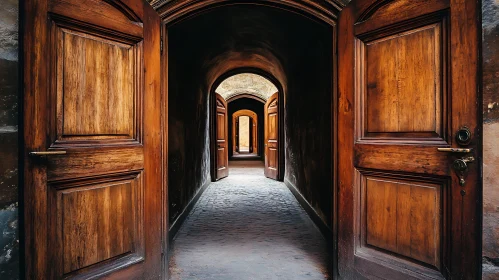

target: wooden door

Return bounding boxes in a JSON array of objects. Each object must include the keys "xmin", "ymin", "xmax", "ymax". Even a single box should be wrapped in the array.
[
  {"xmin": 23, "ymin": 0, "xmax": 163, "ymax": 278},
  {"xmin": 235, "ymin": 117, "xmax": 240, "ymax": 153},
  {"xmin": 249, "ymin": 117, "xmax": 254, "ymax": 153},
  {"xmin": 215, "ymin": 93, "xmax": 229, "ymax": 179},
  {"xmin": 264, "ymin": 92, "xmax": 279, "ymax": 179},
  {"xmin": 338, "ymin": 0, "xmax": 481, "ymax": 279}
]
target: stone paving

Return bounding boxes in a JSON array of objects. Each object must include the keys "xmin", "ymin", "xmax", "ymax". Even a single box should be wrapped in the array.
[{"xmin": 168, "ymin": 160, "xmax": 331, "ymax": 280}]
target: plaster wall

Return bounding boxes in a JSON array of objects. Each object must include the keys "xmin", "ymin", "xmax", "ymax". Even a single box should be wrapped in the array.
[{"xmin": 482, "ymin": 0, "xmax": 499, "ymax": 278}]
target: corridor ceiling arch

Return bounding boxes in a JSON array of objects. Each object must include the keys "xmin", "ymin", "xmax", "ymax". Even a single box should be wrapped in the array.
[
  {"xmin": 152, "ymin": 0, "xmax": 348, "ymax": 25},
  {"xmin": 216, "ymin": 73, "xmax": 278, "ymax": 102}
]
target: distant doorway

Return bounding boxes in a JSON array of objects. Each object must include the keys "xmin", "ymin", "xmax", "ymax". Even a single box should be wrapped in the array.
[{"xmin": 233, "ymin": 110, "xmax": 258, "ymax": 156}]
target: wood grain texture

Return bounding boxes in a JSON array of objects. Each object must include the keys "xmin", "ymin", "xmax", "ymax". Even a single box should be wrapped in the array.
[
  {"xmin": 24, "ymin": 0, "xmax": 163, "ymax": 278},
  {"xmin": 338, "ymin": 0, "xmax": 480, "ymax": 279},
  {"xmin": 58, "ymin": 28, "xmax": 136, "ymax": 139},
  {"xmin": 264, "ymin": 92, "xmax": 279, "ymax": 179},
  {"xmin": 61, "ymin": 178, "xmax": 137, "ymax": 274},
  {"xmin": 155, "ymin": 0, "xmax": 344, "ymax": 25},
  {"xmin": 215, "ymin": 93, "xmax": 228, "ymax": 180},
  {"xmin": 364, "ymin": 177, "xmax": 441, "ymax": 268},
  {"xmin": 364, "ymin": 24, "xmax": 442, "ymax": 136}
]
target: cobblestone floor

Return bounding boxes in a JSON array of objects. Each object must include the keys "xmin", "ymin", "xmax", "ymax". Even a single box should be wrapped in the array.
[{"xmin": 168, "ymin": 160, "xmax": 331, "ymax": 280}]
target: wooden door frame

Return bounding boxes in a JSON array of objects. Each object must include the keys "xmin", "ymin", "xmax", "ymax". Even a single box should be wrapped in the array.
[
  {"xmin": 209, "ymin": 68, "xmax": 286, "ymax": 182},
  {"xmin": 232, "ymin": 109, "xmax": 258, "ymax": 156}
]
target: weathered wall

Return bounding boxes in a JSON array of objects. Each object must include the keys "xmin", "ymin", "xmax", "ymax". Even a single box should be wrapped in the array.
[
  {"xmin": 0, "ymin": 0, "xmax": 19, "ymax": 278},
  {"xmin": 228, "ymin": 98, "xmax": 265, "ymax": 158},
  {"xmin": 283, "ymin": 29, "xmax": 333, "ymax": 227},
  {"xmin": 483, "ymin": 0, "xmax": 499, "ymax": 278},
  {"xmin": 168, "ymin": 30, "xmax": 211, "ymax": 223}
]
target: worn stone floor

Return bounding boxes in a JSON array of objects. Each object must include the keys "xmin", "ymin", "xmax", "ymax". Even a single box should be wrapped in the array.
[{"xmin": 168, "ymin": 160, "xmax": 331, "ymax": 280}]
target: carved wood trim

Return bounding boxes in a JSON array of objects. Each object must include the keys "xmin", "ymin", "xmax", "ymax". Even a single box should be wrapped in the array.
[
  {"xmin": 104, "ymin": 0, "xmax": 143, "ymax": 23},
  {"xmin": 153, "ymin": 0, "xmax": 345, "ymax": 25}
]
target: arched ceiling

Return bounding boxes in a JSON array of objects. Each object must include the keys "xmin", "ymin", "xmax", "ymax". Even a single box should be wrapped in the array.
[{"xmin": 215, "ymin": 73, "xmax": 278, "ymax": 101}]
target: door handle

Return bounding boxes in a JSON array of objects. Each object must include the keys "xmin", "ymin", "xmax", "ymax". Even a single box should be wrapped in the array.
[
  {"xmin": 452, "ymin": 156, "xmax": 475, "ymax": 187},
  {"xmin": 29, "ymin": 150, "xmax": 67, "ymax": 157},
  {"xmin": 437, "ymin": 148, "xmax": 473, "ymax": 153},
  {"xmin": 437, "ymin": 147, "xmax": 474, "ymax": 186}
]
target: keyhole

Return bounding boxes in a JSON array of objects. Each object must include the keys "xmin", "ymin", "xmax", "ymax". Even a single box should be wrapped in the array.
[{"xmin": 456, "ymin": 127, "xmax": 472, "ymax": 145}]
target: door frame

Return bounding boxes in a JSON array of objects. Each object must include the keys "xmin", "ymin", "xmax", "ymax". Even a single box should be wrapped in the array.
[
  {"xmin": 209, "ymin": 68, "xmax": 285, "ymax": 181},
  {"xmin": 232, "ymin": 109, "xmax": 258, "ymax": 155}
]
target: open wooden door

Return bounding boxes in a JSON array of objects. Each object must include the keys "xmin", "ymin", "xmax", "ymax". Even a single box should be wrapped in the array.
[
  {"xmin": 264, "ymin": 92, "xmax": 279, "ymax": 179},
  {"xmin": 338, "ymin": 0, "xmax": 481, "ymax": 279},
  {"xmin": 23, "ymin": 0, "xmax": 163, "ymax": 278},
  {"xmin": 215, "ymin": 93, "xmax": 229, "ymax": 180}
]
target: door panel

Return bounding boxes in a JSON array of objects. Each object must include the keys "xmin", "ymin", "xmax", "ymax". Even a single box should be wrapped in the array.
[
  {"xmin": 23, "ymin": 0, "xmax": 162, "ymax": 278},
  {"xmin": 338, "ymin": 0, "xmax": 480, "ymax": 279},
  {"xmin": 215, "ymin": 93, "xmax": 229, "ymax": 179},
  {"xmin": 264, "ymin": 93, "xmax": 279, "ymax": 179}
]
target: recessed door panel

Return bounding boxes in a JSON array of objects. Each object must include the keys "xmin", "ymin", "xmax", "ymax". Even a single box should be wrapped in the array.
[
  {"xmin": 362, "ymin": 23, "xmax": 444, "ymax": 141},
  {"xmin": 51, "ymin": 172, "xmax": 144, "ymax": 276},
  {"xmin": 57, "ymin": 27, "xmax": 140, "ymax": 143},
  {"xmin": 362, "ymin": 174, "xmax": 443, "ymax": 269}
]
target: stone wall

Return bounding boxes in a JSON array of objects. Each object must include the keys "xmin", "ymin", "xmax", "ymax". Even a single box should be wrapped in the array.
[
  {"xmin": 0, "ymin": 0, "xmax": 19, "ymax": 278},
  {"xmin": 482, "ymin": 0, "xmax": 499, "ymax": 278}
]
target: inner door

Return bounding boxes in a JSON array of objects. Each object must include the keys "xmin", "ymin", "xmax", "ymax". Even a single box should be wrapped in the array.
[
  {"xmin": 23, "ymin": 0, "xmax": 163, "ymax": 278},
  {"xmin": 338, "ymin": 0, "xmax": 481, "ymax": 279},
  {"xmin": 264, "ymin": 92, "xmax": 279, "ymax": 179},
  {"xmin": 215, "ymin": 93, "xmax": 229, "ymax": 179},
  {"xmin": 249, "ymin": 117, "xmax": 254, "ymax": 153}
]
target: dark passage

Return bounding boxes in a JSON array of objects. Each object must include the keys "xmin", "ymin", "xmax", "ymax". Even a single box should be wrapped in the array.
[{"xmin": 168, "ymin": 161, "xmax": 331, "ymax": 280}]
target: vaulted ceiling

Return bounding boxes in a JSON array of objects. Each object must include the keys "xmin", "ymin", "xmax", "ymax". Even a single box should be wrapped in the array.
[{"xmin": 215, "ymin": 73, "xmax": 278, "ymax": 101}]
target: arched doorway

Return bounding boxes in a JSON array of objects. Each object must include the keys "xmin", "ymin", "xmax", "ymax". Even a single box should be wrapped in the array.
[{"xmin": 232, "ymin": 109, "xmax": 258, "ymax": 156}]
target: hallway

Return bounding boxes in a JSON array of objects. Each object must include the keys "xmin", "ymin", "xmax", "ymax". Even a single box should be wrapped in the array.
[{"xmin": 168, "ymin": 161, "xmax": 331, "ymax": 280}]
